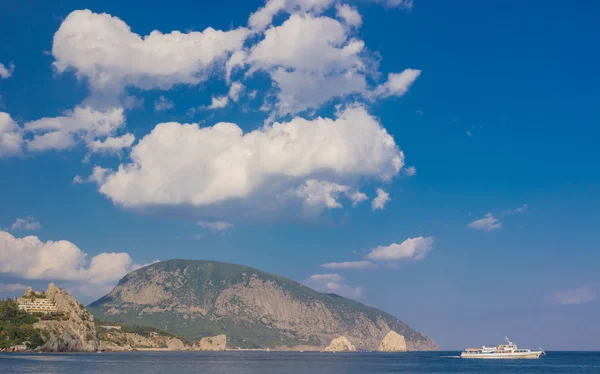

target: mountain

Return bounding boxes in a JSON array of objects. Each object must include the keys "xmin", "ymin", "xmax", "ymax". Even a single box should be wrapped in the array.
[{"xmin": 88, "ymin": 259, "xmax": 438, "ymax": 350}]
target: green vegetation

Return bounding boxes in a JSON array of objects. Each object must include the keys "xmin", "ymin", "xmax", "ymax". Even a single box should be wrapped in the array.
[{"xmin": 0, "ymin": 299, "xmax": 44, "ymax": 350}]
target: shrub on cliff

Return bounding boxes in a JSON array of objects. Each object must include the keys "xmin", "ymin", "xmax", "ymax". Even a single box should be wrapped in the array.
[{"xmin": 0, "ymin": 299, "xmax": 44, "ymax": 349}]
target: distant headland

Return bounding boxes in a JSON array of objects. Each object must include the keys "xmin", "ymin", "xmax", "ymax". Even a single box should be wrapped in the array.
[{"xmin": 2, "ymin": 259, "xmax": 438, "ymax": 353}]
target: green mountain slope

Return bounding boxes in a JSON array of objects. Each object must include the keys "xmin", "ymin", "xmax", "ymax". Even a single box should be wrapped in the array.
[{"xmin": 88, "ymin": 259, "xmax": 437, "ymax": 350}]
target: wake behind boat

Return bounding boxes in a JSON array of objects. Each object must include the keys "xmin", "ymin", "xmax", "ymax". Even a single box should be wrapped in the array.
[{"xmin": 461, "ymin": 337, "xmax": 545, "ymax": 359}]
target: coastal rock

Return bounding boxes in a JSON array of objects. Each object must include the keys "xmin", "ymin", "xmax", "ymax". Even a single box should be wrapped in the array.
[
  {"xmin": 98, "ymin": 340, "xmax": 133, "ymax": 352},
  {"xmin": 34, "ymin": 283, "xmax": 99, "ymax": 352},
  {"xmin": 99, "ymin": 331, "xmax": 187, "ymax": 351},
  {"xmin": 194, "ymin": 334, "xmax": 227, "ymax": 351},
  {"xmin": 324, "ymin": 336, "xmax": 356, "ymax": 352},
  {"xmin": 378, "ymin": 331, "xmax": 407, "ymax": 352}
]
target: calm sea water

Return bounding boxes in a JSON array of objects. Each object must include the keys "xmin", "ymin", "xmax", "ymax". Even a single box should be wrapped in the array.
[{"xmin": 1, "ymin": 351, "xmax": 598, "ymax": 373}]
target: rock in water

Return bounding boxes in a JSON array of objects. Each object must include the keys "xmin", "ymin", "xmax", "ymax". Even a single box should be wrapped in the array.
[
  {"xmin": 324, "ymin": 336, "xmax": 356, "ymax": 352},
  {"xmin": 88, "ymin": 260, "xmax": 438, "ymax": 350},
  {"xmin": 378, "ymin": 331, "xmax": 407, "ymax": 352},
  {"xmin": 35, "ymin": 283, "xmax": 99, "ymax": 352}
]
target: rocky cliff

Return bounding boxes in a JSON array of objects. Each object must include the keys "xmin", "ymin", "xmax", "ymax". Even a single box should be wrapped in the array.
[
  {"xmin": 324, "ymin": 336, "xmax": 356, "ymax": 352},
  {"xmin": 22, "ymin": 284, "xmax": 225, "ymax": 352},
  {"xmin": 378, "ymin": 331, "xmax": 407, "ymax": 352},
  {"xmin": 88, "ymin": 260, "xmax": 438, "ymax": 350},
  {"xmin": 34, "ymin": 283, "xmax": 99, "ymax": 352}
]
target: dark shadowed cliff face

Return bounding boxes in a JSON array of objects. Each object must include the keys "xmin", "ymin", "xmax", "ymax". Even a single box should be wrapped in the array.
[{"xmin": 88, "ymin": 260, "xmax": 438, "ymax": 350}]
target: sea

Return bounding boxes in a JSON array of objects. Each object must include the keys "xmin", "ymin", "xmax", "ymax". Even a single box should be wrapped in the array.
[{"xmin": 0, "ymin": 351, "xmax": 599, "ymax": 373}]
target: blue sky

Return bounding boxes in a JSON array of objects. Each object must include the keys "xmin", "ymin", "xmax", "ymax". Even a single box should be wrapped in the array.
[{"xmin": 1, "ymin": 0, "xmax": 599, "ymax": 350}]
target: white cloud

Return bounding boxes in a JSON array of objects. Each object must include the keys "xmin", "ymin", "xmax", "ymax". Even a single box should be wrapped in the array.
[
  {"xmin": 229, "ymin": 82, "xmax": 244, "ymax": 102},
  {"xmin": 87, "ymin": 133, "xmax": 135, "ymax": 154},
  {"xmin": 248, "ymin": 14, "xmax": 370, "ymax": 114},
  {"xmin": 246, "ymin": 2, "xmax": 419, "ymax": 113},
  {"xmin": 366, "ymin": 236, "xmax": 434, "ymax": 261},
  {"xmin": 73, "ymin": 166, "xmax": 111, "ymax": 185},
  {"xmin": 504, "ymin": 204, "xmax": 528, "ymax": 215},
  {"xmin": 208, "ymin": 96, "xmax": 229, "ymax": 109},
  {"xmin": 248, "ymin": 0, "xmax": 334, "ymax": 31},
  {"xmin": 549, "ymin": 285, "xmax": 597, "ymax": 305},
  {"xmin": 154, "ymin": 96, "xmax": 174, "ymax": 111},
  {"xmin": 404, "ymin": 166, "xmax": 416, "ymax": 176},
  {"xmin": 305, "ymin": 273, "xmax": 363, "ymax": 298},
  {"xmin": 269, "ymin": 68, "xmax": 367, "ymax": 115},
  {"xmin": 0, "ymin": 283, "xmax": 27, "ymax": 293},
  {"xmin": 73, "ymin": 175, "xmax": 85, "ymax": 184},
  {"xmin": 0, "ymin": 231, "xmax": 141, "ymax": 297},
  {"xmin": 52, "ymin": 10, "xmax": 249, "ymax": 94},
  {"xmin": 336, "ymin": 4, "xmax": 362, "ymax": 27},
  {"xmin": 226, "ymin": 50, "xmax": 247, "ymax": 82},
  {"xmin": 373, "ymin": 0, "xmax": 414, "ymax": 9},
  {"xmin": 11, "ymin": 217, "xmax": 41, "ymax": 231},
  {"xmin": 0, "ymin": 112, "xmax": 23, "ymax": 158},
  {"xmin": 24, "ymin": 106, "xmax": 125, "ymax": 152},
  {"xmin": 320, "ymin": 260, "xmax": 375, "ymax": 270},
  {"xmin": 293, "ymin": 180, "xmax": 367, "ymax": 213},
  {"xmin": 372, "ymin": 69, "xmax": 421, "ymax": 99},
  {"xmin": 308, "ymin": 273, "xmax": 344, "ymax": 282},
  {"xmin": 94, "ymin": 105, "xmax": 404, "ymax": 218},
  {"xmin": 468, "ymin": 213, "xmax": 502, "ymax": 232},
  {"xmin": 371, "ymin": 188, "xmax": 390, "ymax": 210},
  {"xmin": 349, "ymin": 191, "xmax": 368, "ymax": 207},
  {"xmin": 197, "ymin": 221, "xmax": 234, "ymax": 231},
  {"xmin": 0, "ymin": 62, "xmax": 15, "ymax": 79}
]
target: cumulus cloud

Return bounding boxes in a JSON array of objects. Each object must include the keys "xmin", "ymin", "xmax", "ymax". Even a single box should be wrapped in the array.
[
  {"xmin": 549, "ymin": 285, "xmax": 597, "ymax": 305},
  {"xmin": 305, "ymin": 273, "xmax": 363, "ymax": 298},
  {"xmin": 87, "ymin": 133, "xmax": 135, "ymax": 154},
  {"xmin": 208, "ymin": 96, "xmax": 229, "ymax": 109},
  {"xmin": 52, "ymin": 10, "xmax": 249, "ymax": 94},
  {"xmin": 229, "ymin": 82, "xmax": 244, "ymax": 102},
  {"xmin": 371, "ymin": 188, "xmax": 390, "ymax": 210},
  {"xmin": 0, "ymin": 112, "xmax": 23, "ymax": 158},
  {"xmin": 468, "ymin": 213, "xmax": 502, "ymax": 232},
  {"xmin": 24, "ymin": 106, "xmax": 126, "ymax": 152},
  {"xmin": 197, "ymin": 221, "xmax": 234, "ymax": 231},
  {"xmin": 154, "ymin": 96, "xmax": 174, "ymax": 111},
  {"xmin": 94, "ymin": 105, "xmax": 404, "ymax": 219},
  {"xmin": 73, "ymin": 166, "xmax": 112, "ymax": 185},
  {"xmin": 247, "ymin": 13, "xmax": 369, "ymax": 114},
  {"xmin": 244, "ymin": 7, "xmax": 421, "ymax": 115},
  {"xmin": 11, "ymin": 217, "xmax": 41, "ymax": 231},
  {"xmin": 248, "ymin": 0, "xmax": 335, "ymax": 31},
  {"xmin": 0, "ymin": 231, "xmax": 141, "ymax": 298},
  {"xmin": 366, "ymin": 236, "xmax": 434, "ymax": 261},
  {"xmin": 0, "ymin": 62, "xmax": 15, "ymax": 79},
  {"xmin": 336, "ymin": 4, "xmax": 362, "ymax": 27},
  {"xmin": 404, "ymin": 166, "xmax": 416, "ymax": 176},
  {"xmin": 373, "ymin": 0, "xmax": 414, "ymax": 9},
  {"xmin": 371, "ymin": 69, "xmax": 421, "ymax": 99},
  {"xmin": 320, "ymin": 260, "xmax": 375, "ymax": 270},
  {"xmin": 293, "ymin": 180, "xmax": 368, "ymax": 213}
]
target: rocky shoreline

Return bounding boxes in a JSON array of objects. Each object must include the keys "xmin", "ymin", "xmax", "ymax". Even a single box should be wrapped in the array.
[
  {"xmin": 8, "ymin": 283, "xmax": 432, "ymax": 353},
  {"xmin": 14, "ymin": 284, "xmax": 228, "ymax": 353}
]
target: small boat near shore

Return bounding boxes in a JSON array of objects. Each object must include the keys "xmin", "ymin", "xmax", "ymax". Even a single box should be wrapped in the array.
[{"xmin": 461, "ymin": 337, "xmax": 544, "ymax": 359}]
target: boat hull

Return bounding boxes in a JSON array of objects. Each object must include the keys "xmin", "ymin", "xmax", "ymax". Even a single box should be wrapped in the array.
[{"xmin": 461, "ymin": 351, "xmax": 543, "ymax": 359}]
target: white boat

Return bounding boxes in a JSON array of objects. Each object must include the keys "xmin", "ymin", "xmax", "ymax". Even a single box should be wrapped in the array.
[{"xmin": 460, "ymin": 337, "xmax": 545, "ymax": 359}]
